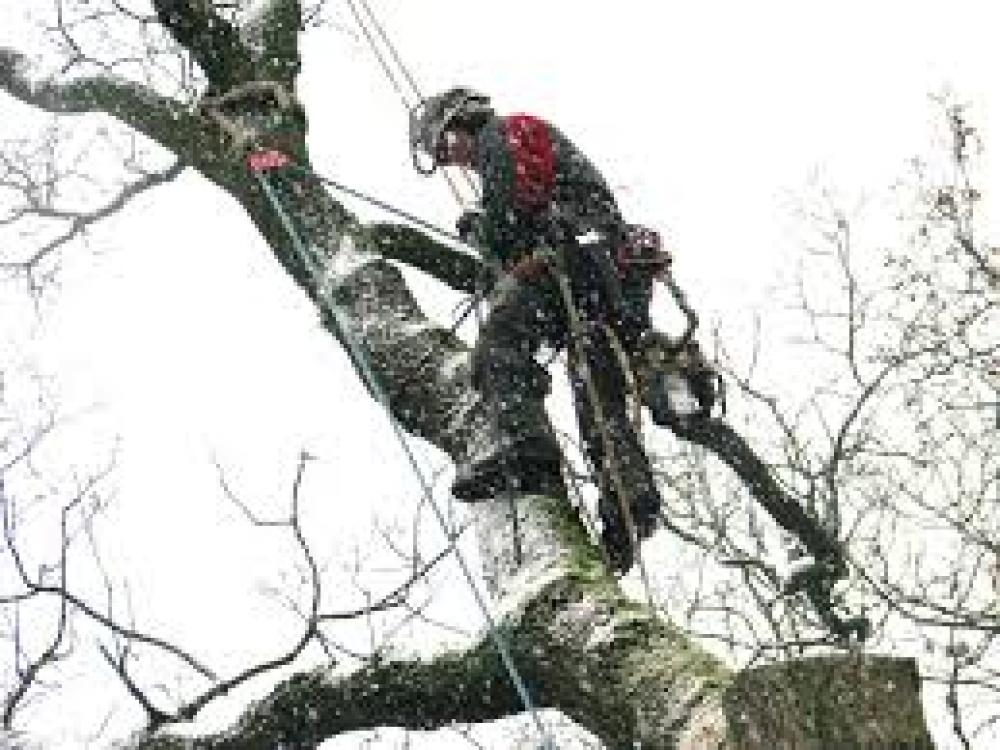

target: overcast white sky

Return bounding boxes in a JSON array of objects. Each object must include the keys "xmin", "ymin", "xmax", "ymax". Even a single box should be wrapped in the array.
[{"xmin": 2, "ymin": 1, "xmax": 1000, "ymax": 748}]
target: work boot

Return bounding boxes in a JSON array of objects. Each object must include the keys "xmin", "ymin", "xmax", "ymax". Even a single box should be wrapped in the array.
[
  {"xmin": 452, "ymin": 435, "xmax": 563, "ymax": 501},
  {"xmin": 600, "ymin": 488, "xmax": 661, "ymax": 575},
  {"xmin": 602, "ymin": 528, "xmax": 633, "ymax": 575}
]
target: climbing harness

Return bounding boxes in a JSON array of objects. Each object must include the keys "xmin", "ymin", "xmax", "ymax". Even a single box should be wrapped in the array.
[
  {"xmin": 660, "ymin": 272, "xmax": 699, "ymax": 348},
  {"xmin": 246, "ymin": 152, "xmax": 553, "ymax": 745},
  {"xmin": 603, "ymin": 322, "xmax": 645, "ymax": 450}
]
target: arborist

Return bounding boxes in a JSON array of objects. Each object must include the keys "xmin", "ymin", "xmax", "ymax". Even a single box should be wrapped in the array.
[
  {"xmin": 409, "ymin": 86, "xmax": 685, "ymax": 571},
  {"xmin": 218, "ymin": 75, "xmax": 861, "ymax": 638}
]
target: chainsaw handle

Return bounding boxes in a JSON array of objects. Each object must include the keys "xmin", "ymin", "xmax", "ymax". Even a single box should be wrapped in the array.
[{"xmin": 659, "ymin": 270, "xmax": 699, "ymax": 346}]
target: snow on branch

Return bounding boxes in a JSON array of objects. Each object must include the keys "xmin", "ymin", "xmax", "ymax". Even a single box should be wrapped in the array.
[
  {"xmin": 0, "ymin": 48, "xmax": 210, "ymax": 163},
  {"xmin": 240, "ymin": 0, "xmax": 304, "ymax": 84},
  {"xmin": 151, "ymin": 0, "xmax": 256, "ymax": 92}
]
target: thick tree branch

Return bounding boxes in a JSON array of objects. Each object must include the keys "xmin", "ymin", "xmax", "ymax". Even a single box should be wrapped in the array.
[
  {"xmin": 662, "ymin": 417, "xmax": 838, "ymax": 561},
  {"xmin": 243, "ymin": 0, "xmax": 304, "ymax": 84},
  {"xmin": 123, "ymin": 493, "xmax": 934, "ymax": 748},
  {"xmin": 150, "ymin": 0, "xmax": 256, "ymax": 92},
  {"xmin": 123, "ymin": 496, "xmax": 733, "ymax": 750},
  {"xmin": 0, "ymin": 48, "xmax": 215, "ymax": 165},
  {"xmin": 367, "ymin": 222, "xmax": 483, "ymax": 294}
]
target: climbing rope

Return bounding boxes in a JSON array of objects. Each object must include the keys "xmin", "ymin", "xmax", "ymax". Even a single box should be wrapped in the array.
[
  {"xmin": 355, "ymin": 0, "xmax": 423, "ymax": 102},
  {"xmin": 345, "ymin": 0, "xmax": 419, "ymax": 109},
  {"xmin": 601, "ymin": 320, "xmax": 658, "ymax": 600},
  {"xmin": 344, "ymin": 0, "xmax": 480, "ymax": 202},
  {"xmin": 285, "ymin": 163, "xmax": 468, "ymax": 247},
  {"xmin": 250, "ymin": 163, "xmax": 553, "ymax": 746}
]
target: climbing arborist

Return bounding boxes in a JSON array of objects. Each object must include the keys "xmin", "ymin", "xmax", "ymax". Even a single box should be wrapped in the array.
[
  {"xmin": 234, "ymin": 75, "xmax": 860, "ymax": 634},
  {"xmin": 410, "ymin": 86, "xmax": 669, "ymax": 571}
]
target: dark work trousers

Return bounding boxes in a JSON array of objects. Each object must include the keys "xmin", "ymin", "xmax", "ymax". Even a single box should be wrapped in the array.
[{"xmin": 469, "ymin": 242, "xmax": 661, "ymax": 570}]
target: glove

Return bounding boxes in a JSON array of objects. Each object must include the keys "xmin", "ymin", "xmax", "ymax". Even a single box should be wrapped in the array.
[
  {"xmin": 616, "ymin": 224, "xmax": 672, "ymax": 275},
  {"xmin": 508, "ymin": 252, "xmax": 549, "ymax": 282},
  {"xmin": 456, "ymin": 209, "xmax": 486, "ymax": 247}
]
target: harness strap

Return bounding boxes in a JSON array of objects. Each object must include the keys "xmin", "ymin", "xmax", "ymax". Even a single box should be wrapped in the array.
[{"xmin": 544, "ymin": 249, "xmax": 651, "ymax": 581}]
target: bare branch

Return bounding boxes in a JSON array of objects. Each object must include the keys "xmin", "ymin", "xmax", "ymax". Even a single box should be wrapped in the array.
[
  {"xmin": 317, "ymin": 520, "xmax": 471, "ymax": 623},
  {"xmin": 97, "ymin": 641, "xmax": 174, "ymax": 729},
  {"xmin": 0, "ymin": 159, "xmax": 184, "ymax": 274},
  {"xmin": 1, "ymin": 477, "xmax": 218, "ymax": 682}
]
